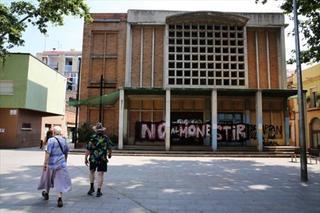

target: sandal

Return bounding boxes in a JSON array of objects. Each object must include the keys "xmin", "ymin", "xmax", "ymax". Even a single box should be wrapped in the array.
[
  {"xmin": 42, "ymin": 191, "xmax": 49, "ymax": 200},
  {"xmin": 87, "ymin": 188, "xmax": 95, "ymax": 196},
  {"xmin": 57, "ymin": 197, "xmax": 63, "ymax": 208},
  {"xmin": 96, "ymin": 191, "xmax": 103, "ymax": 197}
]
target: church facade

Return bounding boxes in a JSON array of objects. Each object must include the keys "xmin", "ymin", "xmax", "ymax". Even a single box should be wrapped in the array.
[{"xmin": 80, "ymin": 10, "xmax": 296, "ymax": 151}]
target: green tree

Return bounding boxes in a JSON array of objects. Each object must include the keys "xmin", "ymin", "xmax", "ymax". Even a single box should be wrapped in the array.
[
  {"xmin": 256, "ymin": 0, "xmax": 320, "ymax": 64},
  {"xmin": 0, "ymin": 0, "xmax": 92, "ymax": 58}
]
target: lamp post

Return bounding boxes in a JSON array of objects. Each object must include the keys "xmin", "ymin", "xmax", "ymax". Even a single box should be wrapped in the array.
[
  {"xmin": 99, "ymin": 75, "xmax": 104, "ymax": 123},
  {"xmin": 293, "ymin": 0, "xmax": 308, "ymax": 182},
  {"xmin": 74, "ymin": 57, "xmax": 81, "ymax": 149}
]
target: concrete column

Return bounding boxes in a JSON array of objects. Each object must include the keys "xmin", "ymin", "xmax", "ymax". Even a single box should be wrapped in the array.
[
  {"xmin": 255, "ymin": 32, "xmax": 260, "ymax": 89},
  {"xmin": 243, "ymin": 26, "xmax": 249, "ymax": 87},
  {"xmin": 163, "ymin": 24, "xmax": 169, "ymax": 88},
  {"xmin": 284, "ymin": 102, "xmax": 290, "ymax": 146},
  {"xmin": 118, "ymin": 89, "xmax": 124, "ymax": 149},
  {"xmin": 165, "ymin": 89, "xmax": 171, "ymax": 151},
  {"xmin": 266, "ymin": 31, "xmax": 271, "ymax": 89},
  {"xmin": 245, "ymin": 109, "xmax": 251, "ymax": 146},
  {"xmin": 125, "ymin": 23, "xmax": 132, "ymax": 87},
  {"xmin": 279, "ymin": 26, "xmax": 287, "ymax": 89},
  {"xmin": 256, "ymin": 91, "xmax": 263, "ymax": 151},
  {"xmin": 211, "ymin": 90, "xmax": 218, "ymax": 151},
  {"xmin": 139, "ymin": 27, "xmax": 144, "ymax": 87},
  {"xmin": 151, "ymin": 28, "xmax": 155, "ymax": 87},
  {"xmin": 124, "ymin": 109, "xmax": 128, "ymax": 143}
]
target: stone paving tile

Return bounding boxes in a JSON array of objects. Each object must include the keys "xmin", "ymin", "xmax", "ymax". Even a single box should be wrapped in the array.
[{"xmin": 0, "ymin": 149, "xmax": 319, "ymax": 213}]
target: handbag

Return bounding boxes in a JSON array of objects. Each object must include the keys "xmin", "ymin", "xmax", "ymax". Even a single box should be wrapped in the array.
[{"xmin": 54, "ymin": 137, "xmax": 67, "ymax": 160}]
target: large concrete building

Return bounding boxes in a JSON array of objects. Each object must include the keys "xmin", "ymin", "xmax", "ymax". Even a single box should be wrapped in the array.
[
  {"xmin": 36, "ymin": 49, "xmax": 81, "ymax": 140},
  {"xmin": 0, "ymin": 53, "xmax": 66, "ymax": 148},
  {"xmin": 79, "ymin": 10, "xmax": 296, "ymax": 151},
  {"xmin": 288, "ymin": 63, "xmax": 320, "ymax": 149}
]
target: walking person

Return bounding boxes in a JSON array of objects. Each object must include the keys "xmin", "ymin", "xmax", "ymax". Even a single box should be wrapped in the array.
[
  {"xmin": 38, "ymin": 126, "xmax": 72, "ymax": 207},
  {"xmin": 85, "ymin": 122, "xmax": 113, "ymax": 197},
  {"xmin": 40, "ymin": 129, "xmax": 53, "ymax": 150},
  {"xmin": 45, "ymin": 129, "xmax": 54, "ymax": 144}
]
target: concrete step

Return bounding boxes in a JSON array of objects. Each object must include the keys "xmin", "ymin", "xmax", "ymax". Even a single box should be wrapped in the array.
[
  {"xmin": 264, "ymin": 146, "xmax": 299, "ymax": 152},
  {"xmin": 70, "ymin": 148, "xmax": 294, "ymax": 158}
]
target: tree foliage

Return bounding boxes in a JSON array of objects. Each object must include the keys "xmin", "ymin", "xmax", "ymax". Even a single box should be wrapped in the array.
[
  {"xmin": 256, "ymin": 0, "xmax": 320, "ymax": 64},
  {"xmin": 0, "ymin": 0, "xmax": 92, "ymax": 58}
]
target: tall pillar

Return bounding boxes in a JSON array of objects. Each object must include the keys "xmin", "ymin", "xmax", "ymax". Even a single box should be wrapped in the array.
[
  {"xmin": 245, "ymin": 107, "xmax": 251, "ymax": 146},
  {"xmin": 283, "ymin": 98, "xmax": 290, "ymax": 145},
  {"xmin": 165, "ymin": 89, "xmax": 171, "ymax": 151},
  {"xmin": 256, "ymin": 91, "xmax": 263, "ymax": 151},
  {"xmin": 118, "ymin": 89, "xmax": 124, "ymax": 149},
  {"xmin": 125, "ymin": 23, "xmax": 132, "ymax": 87},
  {"xmin": 211, "ymin": 90, "xmax": 218, "ymax": 151},
  {"xmin": 163, "ymin": 24, "xmax": 169, "ymax": 88}
]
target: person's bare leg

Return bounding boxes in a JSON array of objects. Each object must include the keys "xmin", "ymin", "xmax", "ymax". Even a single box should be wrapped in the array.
[
  {"xmin": 57, "ymin": 192, "xmax": 63, "ymax": 207},
  {"xmin": 96, "ymin": 172, "xmax": 104, "ymax": 197},
  {"xmin": 87, "ymin": 170, "xmax": 95, "ymax": 195}
]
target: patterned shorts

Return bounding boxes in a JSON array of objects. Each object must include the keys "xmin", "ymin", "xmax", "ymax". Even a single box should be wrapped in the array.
[{"xmin": 89, "ymin": 160, "xmax": 107, "ymax": 172}]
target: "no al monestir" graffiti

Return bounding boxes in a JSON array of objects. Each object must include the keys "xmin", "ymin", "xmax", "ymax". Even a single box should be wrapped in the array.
[{"xmin": 135, "ymin": 120, "xmax": 282, "ymax": 142}]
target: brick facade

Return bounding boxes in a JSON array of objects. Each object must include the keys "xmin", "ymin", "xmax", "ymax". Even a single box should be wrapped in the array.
[
  {"xmin": 80, "ymin": 13, "xmax": 126, "ymax": 137},
  {"xmin": 80, "ymin": 10, "xmax": 293, "ymax": 149}
]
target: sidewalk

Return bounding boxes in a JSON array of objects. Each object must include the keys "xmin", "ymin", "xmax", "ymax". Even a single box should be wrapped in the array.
[{"xmin": 0, "ymin": 148, "xmax": 319, "ymax": 213}]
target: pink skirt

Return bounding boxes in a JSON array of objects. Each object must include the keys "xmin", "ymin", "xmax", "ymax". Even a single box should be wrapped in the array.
[{"xmin": 37, "ymin": 167, "xmax": 72, "ymax": 193}]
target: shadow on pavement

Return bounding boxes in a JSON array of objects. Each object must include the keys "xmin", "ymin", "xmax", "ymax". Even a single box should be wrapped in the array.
[{"xmin": 0, "ymin": 157, "xmax": 319, "ymax": 213}]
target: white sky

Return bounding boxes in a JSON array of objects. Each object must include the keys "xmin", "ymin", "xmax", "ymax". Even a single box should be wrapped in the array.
[{"xmin": 9, "ymin": 0, "xmax": 297, "ymax": 70}]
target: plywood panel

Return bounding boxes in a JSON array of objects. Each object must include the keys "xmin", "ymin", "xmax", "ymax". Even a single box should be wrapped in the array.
[
  {"xmin": 142, "ymin": 111, "xmax": 152, "ymax": 121},
  {"xmin": 171, "ymin": 100, "xmax": 180, "ymax": 110},
  {"xmin": 129, "ymin": 111, "xmax": 139, "ymax": 138},
  {"xmin": 194, "ymin": 100, "xmax": 204, "ymax": 110},
  {"xmin": 153, "ymin": 111, "xmax": 164, "ymax": 121},
  {"xmin": 183, "ymin": 100, "xmax": 194, "ymax": 110},
  {"xmin": 142, "ymin": 100, "xmax": 153, "ymax": 110},
  {"xmin": 154, "ymin": 99, "xmax": 164, "ymax": 110},
  {"xmin": 263, "ymin": 111, "xmax": 271, "ymax": 124},
  {"xmin": 130, "ymin": 100, "xmax": 141, "ymax": 109}
]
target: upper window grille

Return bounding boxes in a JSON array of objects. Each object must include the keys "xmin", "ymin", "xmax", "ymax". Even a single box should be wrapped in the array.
[{"xmin": 168, "ymin": 24, "xmax": 246, "ymax": 87}]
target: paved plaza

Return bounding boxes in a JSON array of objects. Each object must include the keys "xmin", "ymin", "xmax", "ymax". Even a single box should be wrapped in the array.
[{"xmin": 0, "ymin": 148, "xmax": 319, "ymax": 213}]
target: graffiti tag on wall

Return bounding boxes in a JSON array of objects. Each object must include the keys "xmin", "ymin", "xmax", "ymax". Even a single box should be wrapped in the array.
[{"xmin": 135, "ymin": 121, "xmax": 282, "ymax": 142}]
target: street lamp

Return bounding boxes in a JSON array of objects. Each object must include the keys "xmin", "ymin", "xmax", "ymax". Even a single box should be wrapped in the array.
[{"xmin": 293, "ymin": 0, "xmax": 308, "ymax": 182}]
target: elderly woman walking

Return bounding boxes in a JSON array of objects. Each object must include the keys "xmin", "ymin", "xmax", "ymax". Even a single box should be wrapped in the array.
[{"xmin": 38, "ymin": 126, "xmax": 72, "ymax": 207}]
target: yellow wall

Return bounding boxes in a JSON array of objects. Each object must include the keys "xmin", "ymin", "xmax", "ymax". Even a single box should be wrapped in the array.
[{"xmin": 288, "ymin": 63, "xmax": 320, "ymax": 148}]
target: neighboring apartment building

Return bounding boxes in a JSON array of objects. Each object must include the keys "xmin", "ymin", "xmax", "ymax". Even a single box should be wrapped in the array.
[
  {"xmin": 0, "ymin": 53, "xmax": 66, "ymax": 148},
  {"xmin": 36, "ymin": 49, "xmax": 81, "ymax": 140},
  {"xmin": 80, "ymin": 10, "xmax": 296, "ymax": 151},
  {"xmin": 288, "ymin": 63, "xmax": 320, "ymax": 149}
]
